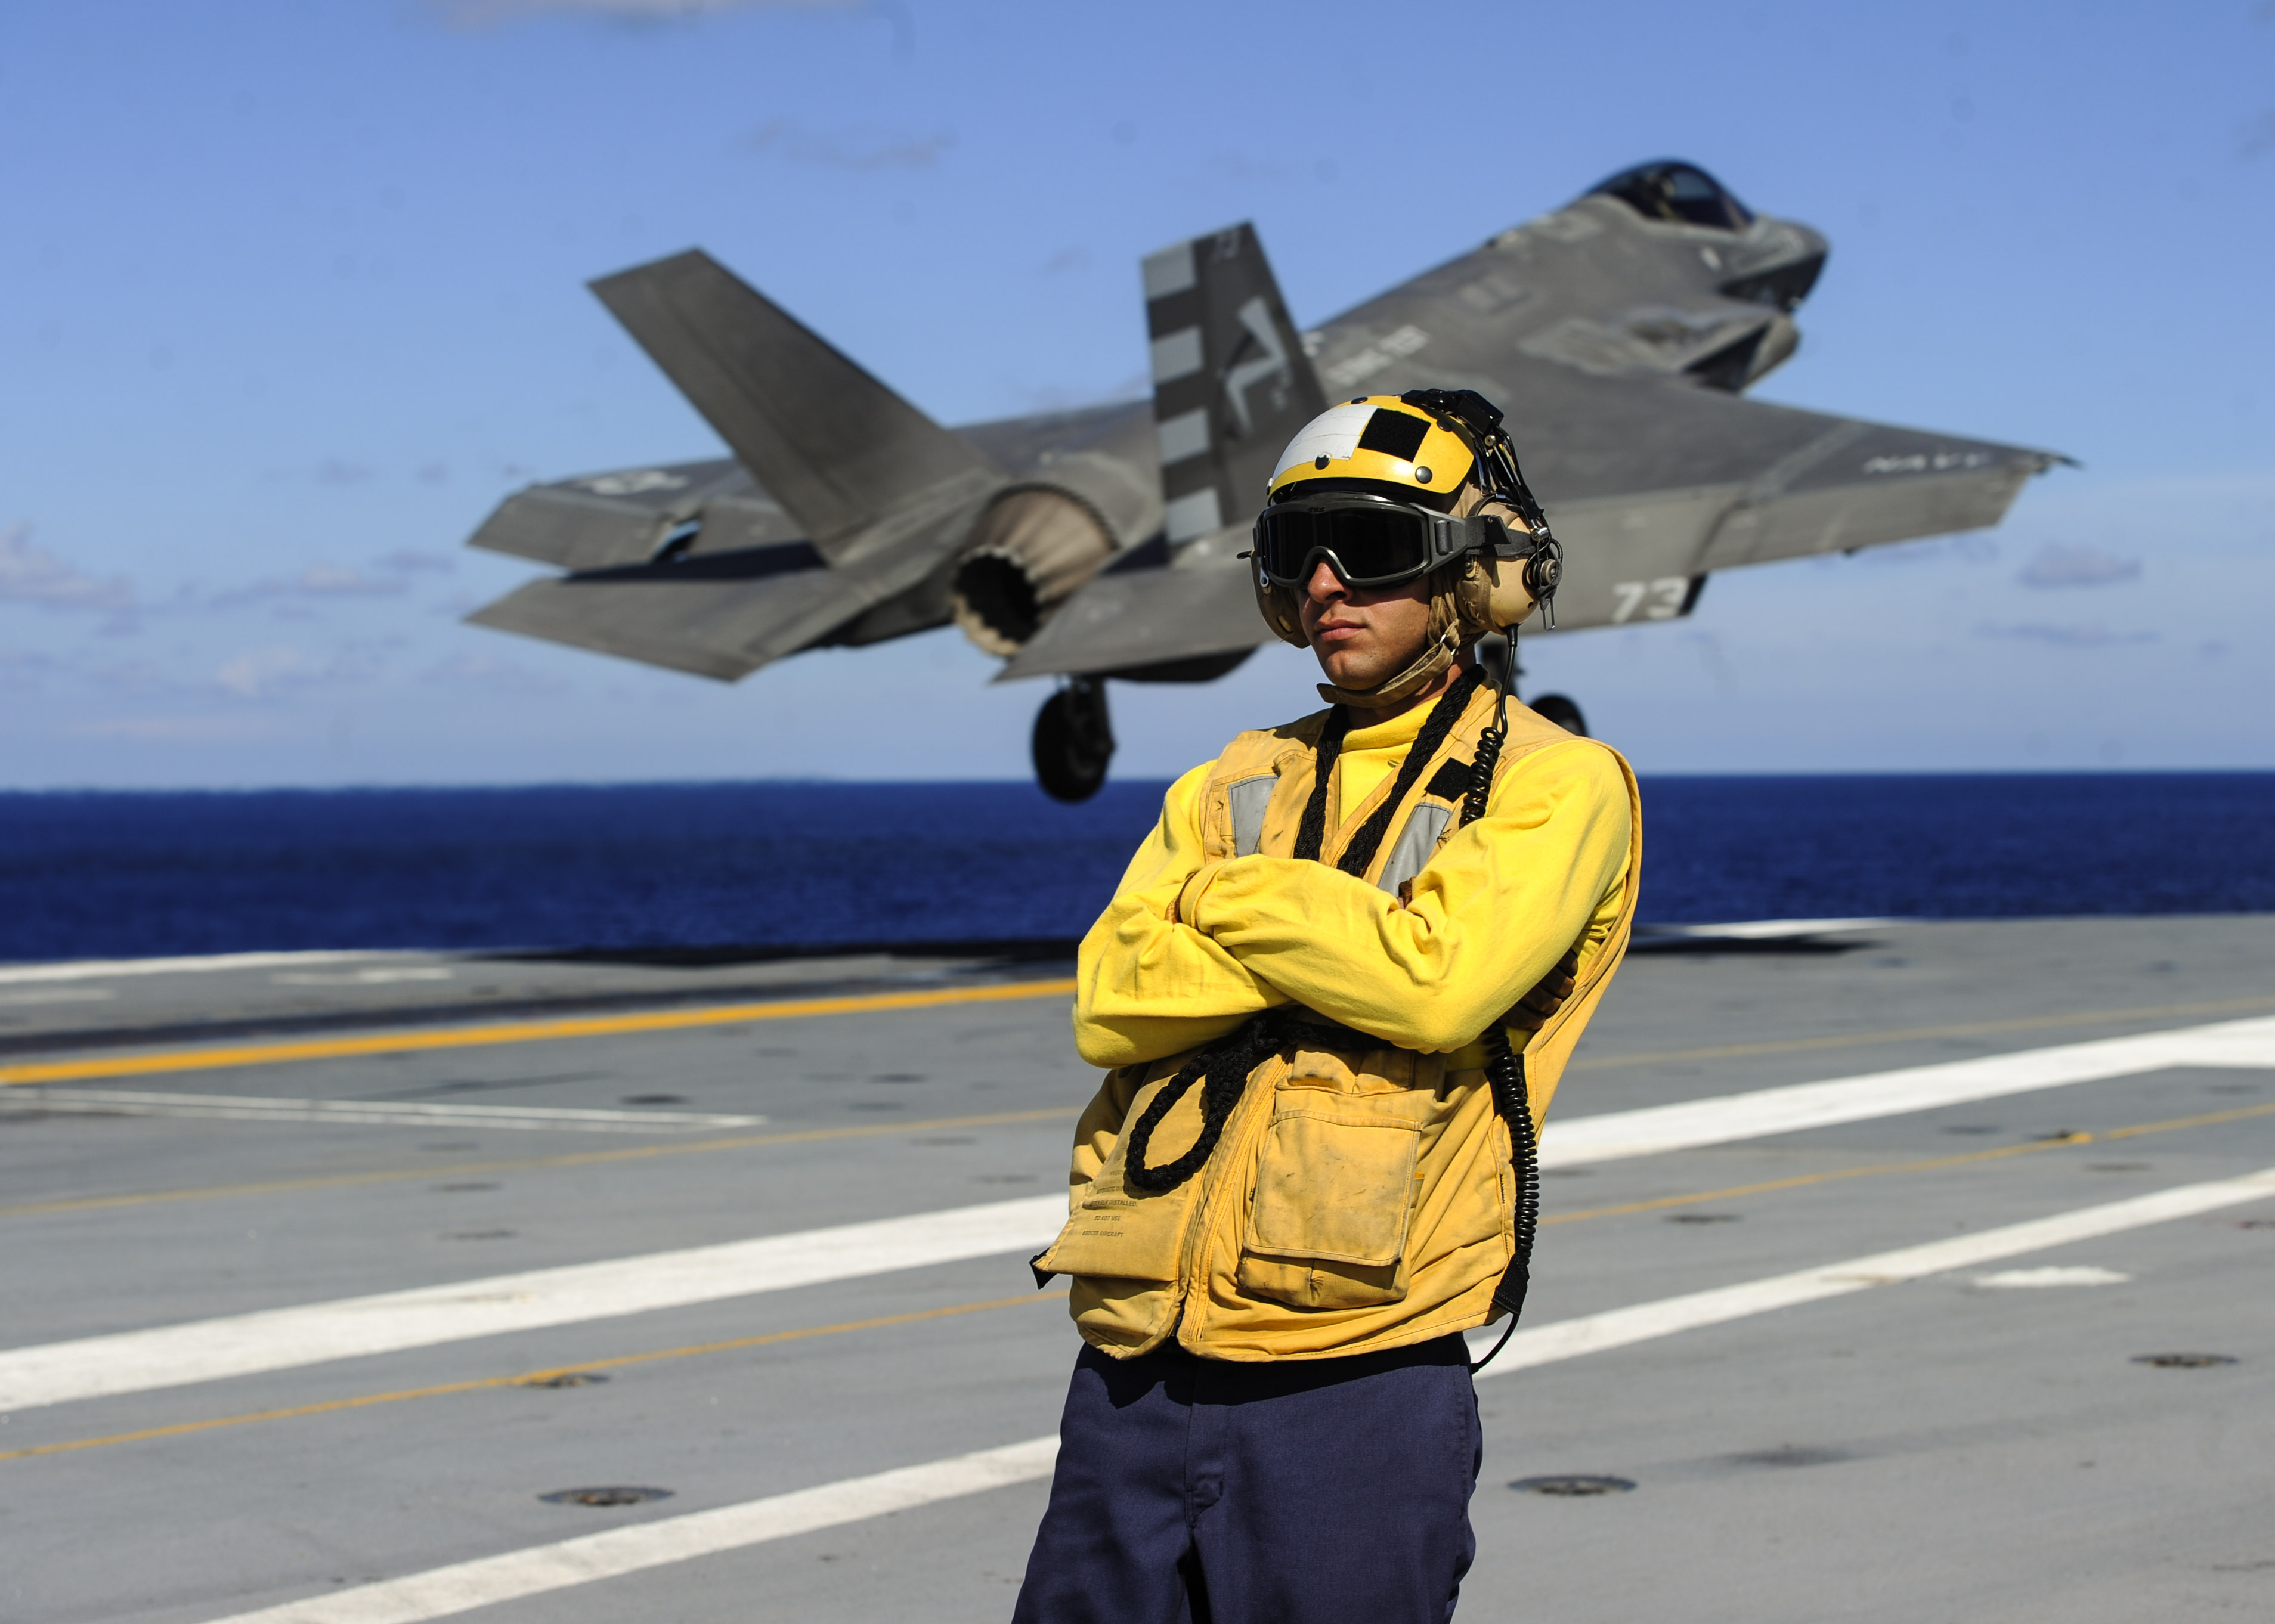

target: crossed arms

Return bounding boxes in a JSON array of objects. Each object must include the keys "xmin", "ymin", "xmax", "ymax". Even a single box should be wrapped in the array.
[{"xmin": 1072, "ymin": 738, "xmax": 1633, "ymax": 1069}]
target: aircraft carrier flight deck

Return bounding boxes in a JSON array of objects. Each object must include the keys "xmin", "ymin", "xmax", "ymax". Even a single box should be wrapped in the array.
[{"xmin": 4, "ymin": 915, "xmax": 2273, "ymax": 1623}]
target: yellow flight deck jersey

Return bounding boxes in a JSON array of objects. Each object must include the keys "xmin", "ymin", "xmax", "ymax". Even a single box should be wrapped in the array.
[{"xmin": 1035, "ymin": 678, "xmax": 1641, "ymax": 1362}]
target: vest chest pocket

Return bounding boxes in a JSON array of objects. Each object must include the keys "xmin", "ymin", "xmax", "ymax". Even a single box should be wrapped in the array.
[{"xmin": 1238, "ymin": 1095, "xmax": 1429, "ymax": 1310}]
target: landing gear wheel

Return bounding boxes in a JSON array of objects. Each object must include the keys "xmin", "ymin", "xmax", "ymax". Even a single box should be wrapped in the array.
[
  {"xmin": 1033, "ymin": 678, "xmax": 1115, "ymax": 802},
  {"xmin": 1529, "ymin": 693, "xmax": 1587, "ymax": 736}
]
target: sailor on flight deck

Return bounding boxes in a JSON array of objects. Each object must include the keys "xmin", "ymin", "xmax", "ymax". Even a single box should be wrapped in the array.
[{"xmin": 1013, "ymin": 390, "xmax": 1645, "ymax": 1622}]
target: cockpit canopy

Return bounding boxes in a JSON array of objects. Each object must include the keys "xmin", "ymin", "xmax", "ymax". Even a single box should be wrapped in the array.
[{"xmin": 1587, "ymin": 162, "xmax": 1754, "ymax": 232}]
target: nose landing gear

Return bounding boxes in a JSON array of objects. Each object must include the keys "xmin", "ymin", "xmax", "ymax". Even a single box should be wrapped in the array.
[{"xmin": 1033, "ymin": 677, "xmax": 1115, "ymax": 802}]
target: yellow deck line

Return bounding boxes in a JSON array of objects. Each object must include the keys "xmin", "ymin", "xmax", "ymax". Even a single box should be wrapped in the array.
[
  {"xmin": 0, "ymin": 1291, "xmax": 1070, "ymax": 1463},
  {"xmin": 9, "ymin": 982, "xmax": 2262, "ymax": 1094},
  {"xmin": 0, "ymin": 977, "xmax": 1078, "ymax": 1088},
  {"xmin": 0, "ymin": 1106, "xmax": 1079, "ymax": 1219}
]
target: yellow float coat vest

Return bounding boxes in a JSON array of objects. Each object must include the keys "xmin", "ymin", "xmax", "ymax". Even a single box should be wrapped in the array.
[{"xmin": 1036, "ymin": 684, "xmax": 1642, "ymax": 1361}]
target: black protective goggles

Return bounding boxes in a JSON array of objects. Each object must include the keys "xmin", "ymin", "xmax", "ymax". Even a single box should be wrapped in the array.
[{"xmin": 1252, "ymin": 497, "xmax": 1515, "ymax": 590}]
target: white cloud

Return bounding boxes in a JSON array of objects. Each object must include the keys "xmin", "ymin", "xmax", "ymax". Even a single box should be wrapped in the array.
[
  {"xmin": 2242, "ymin": 108, "xmax": 2275, "ymax": 162},
  {"xmin": 0, "ymin": 523, "xmax": 135, "ymax": 612},
  {"xmin": 1973, "ymin": 621, "xmax": 2156, "ymax": 647},
  {"xmin": 2018, "ymin": 544, "xmax": 2142, "ymax": 588},
  {"xmin": 747, "ymin": 118, "xmax": 954, "ymax": 171},
  {"xmin": 216, "ymin": 646, "xmax": 314, "ymax": 698},
  {"xmin": 1853, "ymin": 532, "xmax": 1999, "ymax": 568},
  {"xmin": 299, "ymin": 565, "xmax": 407, "ymax": 595},
  {"xmin": 69, "ymin": 715, "xmax": 281, "ymax": 743},
  {"xmin": 422, "ymin": 652, "xmax": 568, "ymax": 693},
  {"xmin": 376, "ymin": 549, "xmax": 456, "ymax": 575},
  {"xmin": 213, "ymin": 644, "xmax": 380, "ymax": 698},
  {"xmin": 0, "ymin": 652, "xmax": 62, "ymax": 689},
  {"xmin": 211, "ymin": 564, "xmax": 410, "ymax": 607},
  {"xmin": 89, "ymin": 659, "xmax": 175, "ymax": 693},
  {"xmin": 434, "ymin": 0, "xmax": 854, "ymax": 24}
]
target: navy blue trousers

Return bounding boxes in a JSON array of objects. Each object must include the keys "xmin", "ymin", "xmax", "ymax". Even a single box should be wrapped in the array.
[{"xmin": 1012, "ymin": 1335, "xmax": 1481, "ymax": 1623}]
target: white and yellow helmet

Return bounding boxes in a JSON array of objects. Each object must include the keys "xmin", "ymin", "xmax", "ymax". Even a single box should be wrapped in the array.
[{"xmin": 1265, "ymin": 393, "xmax": 1482, "ymax": 510}]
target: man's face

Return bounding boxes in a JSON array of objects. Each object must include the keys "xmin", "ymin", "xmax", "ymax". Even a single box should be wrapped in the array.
[{"xmin": 1298, "ymin": 559, "xmax": 1434, "ymax": 690}]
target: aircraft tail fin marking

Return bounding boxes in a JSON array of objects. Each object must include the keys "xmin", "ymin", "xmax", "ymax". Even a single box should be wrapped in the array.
[
  {"xmin": 1141, "ymin": 225, "xmax": 1325, "ymax": 546},
  {"xmin": 589, "ymin": 250, "xmax": 996, "ymax": 562}
]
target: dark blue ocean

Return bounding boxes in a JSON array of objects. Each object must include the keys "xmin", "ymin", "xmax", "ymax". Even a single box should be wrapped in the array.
[{"xmin": 2, "ymin": 774, "xmax": 2271, "ymax": 963}]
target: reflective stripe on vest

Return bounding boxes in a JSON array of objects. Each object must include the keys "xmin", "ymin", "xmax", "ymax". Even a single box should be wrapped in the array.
[{"xmin": 1228, "ymin": 775, "xmax": 1275, "ymax": 857}]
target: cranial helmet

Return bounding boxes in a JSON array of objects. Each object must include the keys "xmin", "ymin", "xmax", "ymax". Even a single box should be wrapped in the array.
[{"xmin": 1250, "ymin": 390, "xmax": 1564, "ymax": 707}]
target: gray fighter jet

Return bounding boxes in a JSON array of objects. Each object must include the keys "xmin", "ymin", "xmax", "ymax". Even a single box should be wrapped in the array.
[{"xmin": 463, "ymin": 160, "xmax": 2061, "ymax": 801}]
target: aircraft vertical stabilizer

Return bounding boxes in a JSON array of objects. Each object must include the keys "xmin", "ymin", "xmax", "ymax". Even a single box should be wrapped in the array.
[
  {"xmin": 1142, "ymin": 224, "xmax": 1326, "ymax": 550},
  {"xmin": 589, "ymin": 250, "xmax": 999, "ymax": 563}
]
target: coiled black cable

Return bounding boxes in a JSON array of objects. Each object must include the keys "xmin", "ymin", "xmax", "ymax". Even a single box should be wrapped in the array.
[
  {"xmin": 1122, "ymin": 1007, "xmax": 1366, "ymax": 1194},
  {"xmin": 1464, "ymin": 678, "xmax": 1541, "ymax": 1371}
]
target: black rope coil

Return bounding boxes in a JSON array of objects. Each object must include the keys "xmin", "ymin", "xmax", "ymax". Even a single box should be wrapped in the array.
[
  {"xmin": 1292, "ymin": 666, "xmax": 1487, "ymax": 873},
  {"xmin": 1121, "ymin": 1007, "xmax": 1366, "ymax": 1194},
  {"xmin": 1329, "ymin": 667, "xmax": 1487, "ymax": 879}
]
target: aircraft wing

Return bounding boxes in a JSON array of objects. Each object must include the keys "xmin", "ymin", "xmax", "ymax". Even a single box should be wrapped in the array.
[
  {"xmin": 1007, "ymin": 360, "xmax": 2059, "ymax": 677},
  {"xmin": 465, "ymin": 458, "xmax": 800, "ymax": 574},
  {"xmin": 1494, "ymin": 357, "xmax": 2063, "ymax": 631},
  {"xmin": 468, "ymin": 534, "xmax": 958, "ymax": 682}
]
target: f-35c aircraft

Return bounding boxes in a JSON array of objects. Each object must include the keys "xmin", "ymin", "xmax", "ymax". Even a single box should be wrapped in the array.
[{"xmin": 463, "ymin": 160, "xmax": 2060, "ymax": 800}]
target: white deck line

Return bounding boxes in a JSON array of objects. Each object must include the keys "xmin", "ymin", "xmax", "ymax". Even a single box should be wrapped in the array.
[
  {"xmin": 0, "ymin": 950, "xmax": 406, "ymax": 985},
  {"xmin": 1466, "ymin": 1164, "xmax": 2275, "ymax": 1377},
  {"xmin": 6, "ymin": 1012, "xmax": 2273, "ymax": 1414},
  {"xmin": 10, "ymin": 1089, "xmax": 765, "ymax": 1133},
  {"xmin": 1539, "ymin": 1013, "xmax": 2275, "ymax": 1167},
  {"xmin": 0, "ymin": 1195, "xmax": 1066, "ymax": 1412},
  {"xmin": 1634, "ymin": 916, "xmax": 1898, "ymax": 941},
  {"xmin": 197, "ymin": 1164, "xmax": 2275, "ymax": 1624}
]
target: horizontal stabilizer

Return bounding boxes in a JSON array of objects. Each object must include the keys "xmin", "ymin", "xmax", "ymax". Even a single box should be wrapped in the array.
[
  {"xmin": 467, "ymin": 506, "xmax": 968, "ymax": 684},
  {"xmin": 468, "ymin": 565, "xmax": 855, "ymax": 682},
  {"xmin": 589, "ymin": 250, "xmax": 998, "ymax": 561},
  {"xmin": 1143, "ymin": 224, "xmax": 1326, "ymax": 547},
  {"xmin": 465, "ymin": 458, "xmax": 760, "ymax": 572}
]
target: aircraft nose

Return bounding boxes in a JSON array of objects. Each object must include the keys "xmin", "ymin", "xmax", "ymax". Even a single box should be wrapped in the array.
[{"xmin": 1720, "ymin": 219, "xmax": 1828, "ymax": 314}]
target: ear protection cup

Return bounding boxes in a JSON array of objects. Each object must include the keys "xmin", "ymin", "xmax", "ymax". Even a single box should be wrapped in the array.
[
  {"xmin": 1479, "ymin": 549, "xmax": 1550, "ymax": 633},
  {"xmin": 1253, "ymin": 572, "xmax": 1310, "ymax": 648},
  {"xmin": 1463, "ymin": 502, "xmax": 1558, "ymax": 635}
]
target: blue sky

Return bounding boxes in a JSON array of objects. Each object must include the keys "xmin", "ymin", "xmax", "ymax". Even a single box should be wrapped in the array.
[{"xmin": 2, "ymin": 0, "xmax": 2271, "ymax": 787}]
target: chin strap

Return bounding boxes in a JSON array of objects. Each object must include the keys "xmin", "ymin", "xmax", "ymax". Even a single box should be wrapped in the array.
[{"xmin": 1314, "ymin": 628, "xmax": 1464, "ymax": 709}]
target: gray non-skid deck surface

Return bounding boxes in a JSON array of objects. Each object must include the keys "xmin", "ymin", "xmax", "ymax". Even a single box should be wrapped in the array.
[{"xmin": 3, "ymin": 918, "xmax": 2273, "ymax": 1623}]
